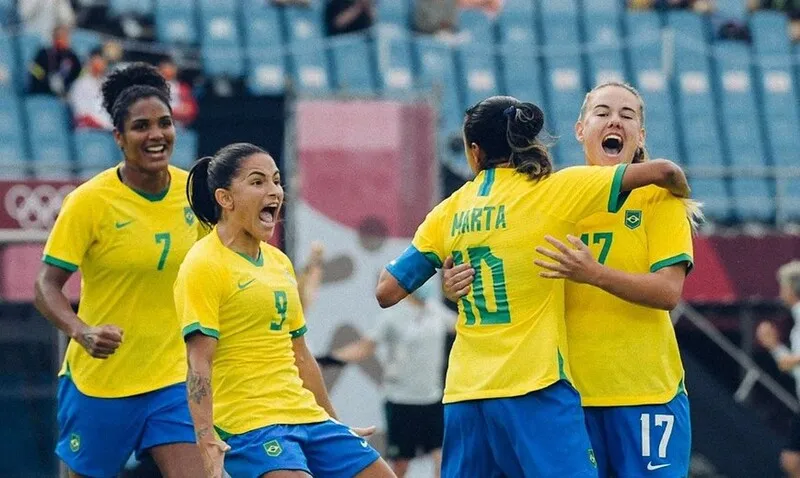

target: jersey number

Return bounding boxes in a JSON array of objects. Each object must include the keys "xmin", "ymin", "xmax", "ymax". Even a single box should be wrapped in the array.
[
  {"xmin": 155, "ymin": 232, "xmax": 171, "ymax": 271},
  {"xmin": 580, "ymin": 232, "xmax": 613, "ymax": 265},
  {"xmin": 452, "ymin": 246, "xmax": 510, "ymax": 326},
  {"xmin": 271, "ymin": 291, "xmax": 288, "ymax": 331},
  {"xmin": 640, "ymin": 413, "xmax": 674, "ymax": 459}
]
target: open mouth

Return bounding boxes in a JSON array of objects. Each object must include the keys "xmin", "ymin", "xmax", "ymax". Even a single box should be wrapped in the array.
[
  {"xmin": 144, "ymin": 144, "xmax": 168, "ymax": 156},
  {"xmin": 602, "ymin": 134, "xmax": 623, "ymax": 156},
  {"xmin": 259, "ymin": 204, "xmax": 279, "ymax": 226}
]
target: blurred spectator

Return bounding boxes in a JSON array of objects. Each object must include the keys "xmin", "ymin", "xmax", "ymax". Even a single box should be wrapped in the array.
[
  {"xmin": 756, "ymin": 260, "xmax": 800, "ymax": 478},
  {"xmin": 68, "ymin": 47, "xmax": 112, "ymax": 130},
  {"xmin": 331, "ymin": 279, "xmax": 455, "ymax": 478},
  {"xmin": 413, "ymin": 0, "xmax": 458, "ymax": 34},
  {"xmin": 158, "ymin": 57, "xmax": 198, "ymax": 127},
  {"xmin": 628, "ymin": 0, "xmax": 712, "ymax": 12},
  {"xmin": 27, "ymin": 25, "xmax": 82, "ymax": 97},
  {"xmin": 324, "ymin": 0, "xmax": 375, "ymax": 36},
  {"xmin": 718, "ymin": 19, "xmax": 752, "ymax": 41},
  {"xmin": 19, "ymin": 0, "xmax": 76, "ymax": 42}
]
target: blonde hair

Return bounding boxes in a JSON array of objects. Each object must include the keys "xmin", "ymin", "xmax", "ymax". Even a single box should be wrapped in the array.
[
  {"xmin": 778, "ymin": 261, "xmax": 800, "ymax": 298},
  {"xmin": 578, "ymin": 81, "xmax": 648, "ymax": 164}
]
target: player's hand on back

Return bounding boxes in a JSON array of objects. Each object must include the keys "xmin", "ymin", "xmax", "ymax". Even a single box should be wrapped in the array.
[
  {"xmin": 756, "ymin": 321, "xmax": 780, "ymax": 350},
  {"xmin": 534, "ymin": 235, "xmax": 603, "ymax": 285},
  {"xmin": 442, "ymin": 255, "xmax": 475, "ymax": 302},
  {"xmin": 75, "ymin": 324, "xmax": 124, "ymax": 359}
]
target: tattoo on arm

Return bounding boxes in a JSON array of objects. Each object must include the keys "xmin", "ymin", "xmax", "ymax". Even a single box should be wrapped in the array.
[
  {"xmin": 187, "ymin": 367, "xmax": 211, "ymax": 405},
  {"xmin": 196, "ymin": 426, "xmax": 211, "ymax": 441}
]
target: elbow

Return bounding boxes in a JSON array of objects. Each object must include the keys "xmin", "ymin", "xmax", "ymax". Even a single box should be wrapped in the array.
[
  {"xmin": 656, "ymin": 160, "xmax": 681, "ymax": 186},
  {"xmin": 375, "ymin": 282, "xmax": 398, "ymax": 308},
  {"xmin": 658, "ymin": 287, "xmax": 683, "ymax": 311}
]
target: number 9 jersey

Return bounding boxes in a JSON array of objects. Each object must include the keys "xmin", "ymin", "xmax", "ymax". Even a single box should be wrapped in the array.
[
  {"xmin": 387, "ymin": 165, "xmax": 630, "ymax": 404},
  {"xmin": 43, "ymin": 166, "xmax": 204, "ymax": 398}
]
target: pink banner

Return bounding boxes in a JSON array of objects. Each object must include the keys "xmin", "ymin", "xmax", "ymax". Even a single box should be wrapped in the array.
[{"xmin": 0, "ymin": 180, "xmax": 79, "ymax": 230}]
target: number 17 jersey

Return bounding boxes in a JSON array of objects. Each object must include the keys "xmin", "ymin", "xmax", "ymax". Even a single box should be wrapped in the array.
[
  {"xmin": 391, "ymin": 165, "xmax": 630, "ymax": 404},
  {"xmin": 43, "ymin": 166, "xmax": 203, "ymax": 398}
]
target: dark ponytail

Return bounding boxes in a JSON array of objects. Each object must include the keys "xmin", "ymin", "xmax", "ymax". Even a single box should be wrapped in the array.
[
  {"xmin": 464, "ymin": 95, "xmax": 553, "ymax": 181},
  {"xmin": 187, "ymin": 157, "xmax": 217, "ymax": 227},
  {"xmin": 504, "ymin": 103, "xmax": 552, "ymax": 179},
  {"xmin": 185, "ymin": 143, "xmax": 269, "ymax": 227}
]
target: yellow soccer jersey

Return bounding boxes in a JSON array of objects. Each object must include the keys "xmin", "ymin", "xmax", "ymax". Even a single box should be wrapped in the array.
[
  {"xmin": 43, "ymin": 166, "xmax": 202, "ymax": 398},
  {"xmin": 174, "ymin": 230, "xmax": 329, "ymax": 436},
  {"xmin": 567, "ymin": 185, "xmax": 693, "ymax": 407},
  {"xmin": 389, "ymin": 165, "xmax": 630, "ymax": 404}
]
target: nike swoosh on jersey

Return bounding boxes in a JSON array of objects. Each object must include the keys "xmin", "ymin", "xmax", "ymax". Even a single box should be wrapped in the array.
[
  {"xmin": 115, "ymin": 220, "xmax": 134, "ymax": 229},
  {"xmin": 646, "ymin": 462, "xmax": 671, "ymax": 471},
  {"xmin": 238, "ymin": 278, "xmax": 256, "ymax": 290},
  {"xmin": 360, "ymin": 440, "xmax": 368, "ymax": 448}
]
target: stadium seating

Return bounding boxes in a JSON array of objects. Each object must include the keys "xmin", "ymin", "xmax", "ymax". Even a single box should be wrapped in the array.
[
  {"xmin": 172, "ymin": 127, "xmax": 198, "ymax": 170},
  {"xmin": 155, "ymin": 0, "xmax": 198, "ymax": 45},
  {"xmin": 457, "ymin": 44, "xmax": 500, "ymax": 109},
  {"xmin": 496, "ymin": 0, "xmax": 536, "ymax": 46},
  {"xmin": 288, "ymin": 40, "xmax": 331, "ymax": 95},
  {"xmin": 108, "ymin": 0, "xmax": 154, "ymax": 18},
  {"xmin": 458, "ymin": 9, "xmax": 495, "ymax": 45},
  {"xmin": 330, "ymin": 33, "xmax": 376, "ymax": 95},
  {"xmin": 73, "ymin": 130, "xmax": 118, "ymax": 179},
  {"xmin": 373, "ymin": 27, "xmax": 414, "ymax": 93},
  {"xmin": 24, "ymin": 96, "xmax": 72, "ymax": 179}
]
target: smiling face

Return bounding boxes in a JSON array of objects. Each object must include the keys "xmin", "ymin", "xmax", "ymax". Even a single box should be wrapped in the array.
[
  {"xmin": 114, "ymin": 96, "xmax": 175, "ymax": 174},
  {"xmin": 575, "ymin": 85, "xmax": 645, "ymax": 166},
  {"xmin": 215, "ymin": 153, "xmax": 284, "ymax": 242}
]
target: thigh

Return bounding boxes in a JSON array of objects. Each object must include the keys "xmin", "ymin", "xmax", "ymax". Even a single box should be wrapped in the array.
[
  {"xmin": 441, "ymin": 401, "xmax": 503, "ymax": 478},
  {"xmin": 56, "ymin": 377, "xmax": 146, "ymax": 478},
  {"xmin": 484, "ymin": 381, "xmax": 598, "ymax": 478},
  {"xmin": 604, "ymin": 394, "xmax": 691, "ymax": 478},
  {"xmin": 303, "ymin": 419, "xmax": 382, "ymax": 478},
  {"xmin": 225, "ymin": 425, "xmax": 311, "ymax": 478},
  {"xmin": 384, "ymin": 402, "xmax": 417, "ymax": 460},
  {"xmin": 418, "ymin": 402, "xmax": 444, "ymax": 454},
  {"xmin": 583, "ymin": 407, "xmax": 611, "ymax": 478},
  {"xmin": 150, "ymin": 443, "xmax": 204, "ymax": 478}
]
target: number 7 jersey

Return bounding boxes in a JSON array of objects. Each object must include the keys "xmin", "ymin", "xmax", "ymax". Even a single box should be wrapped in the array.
[
  {"xmin": 387, "ymin": 165, "xmax": 630, "ymax": 404},
  {"xmin": 43, "ymin": 166, "xmax": 203, "ymax": 398}
]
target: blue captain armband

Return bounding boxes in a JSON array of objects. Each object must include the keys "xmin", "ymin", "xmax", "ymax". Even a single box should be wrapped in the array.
[{"xmin": 385, "ymin": 245, "xmax": 440, "ymax": 293}]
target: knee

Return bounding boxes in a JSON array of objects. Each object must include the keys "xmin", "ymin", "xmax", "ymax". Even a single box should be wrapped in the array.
[{"xmin": 781, "ymin": 451, "xmax": 800, "ymax": 477}]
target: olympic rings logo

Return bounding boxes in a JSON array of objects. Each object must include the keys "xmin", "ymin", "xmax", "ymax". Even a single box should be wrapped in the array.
[{"xmin": 3, "ymin": 183, "xmax": 76, "ymax": 229}]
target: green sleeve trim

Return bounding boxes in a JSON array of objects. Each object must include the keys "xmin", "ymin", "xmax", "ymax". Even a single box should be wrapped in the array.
[
  {"xmin": 182, "ymin": 322, "xmax": 220, "ymax": 339},
  {"xmin": 290, "ymin": 324, "xmax": 308, "ymax": 338},
  {"xmin": 650, "ymin": 253, "xmax": 694, "ymax": 274},
  {"xmin": 422, "ymin": 251, "xmax": 443, "ymax": 268},
  {"xmin": 214, "ymin": 425, "xmax": 233, "ymax": 441},
  {"xmin": 607, "ymin": 164, "xmax": 631, "ymax": 213},
  {"xmin": 42, "ymin": 254, "xmax": 78, "ymax": 272}
]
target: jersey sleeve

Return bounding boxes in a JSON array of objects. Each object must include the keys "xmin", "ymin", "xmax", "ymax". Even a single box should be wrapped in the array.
[
  {"xmin": 386, "ymin": 201, "xmax": 448, "ymax": 293},
  {"xmin": 42, "ymin": 189, "xmax": 96, "ymax": 272},
  {"xmin": 283, "ymin": 257, "xmax": 308, "ymax": 339},
  {"xmin": 545, "ymin": 164, "xmax": 630, "ymax": 223},
  {"xmin": 174, "ymin": 252, "xmax": 227, "ymax": 340},
  {"xmin": 646, "ymin": 193, "xmax": 694, "ymax": 274}
]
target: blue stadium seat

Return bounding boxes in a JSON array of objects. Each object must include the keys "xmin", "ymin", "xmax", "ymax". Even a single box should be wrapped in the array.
[
  {"xmin": 108, "ymin": 0, "xmax": 154, "ymax": 17},
  {"xmin": 500, "ymin": 47, "xmax": 545, "ymax": 104},
  {"xmin": 17, "ymin": 33, "xmax": 41, "ymax": 91},
  {"xmin": 776, "ymin": 178, "xmax": 800, "ymax": 224},
  {"xmin": 155, "ymin": 0, "xmax": 198, "ymax": 45},
  {"xmin": 539, "ymin": 0, "xmax": 580, "ymax": 47},
  {"xmin": 584, "ymin": 6, "xmax": 625, "ymax": 86},
  {"xmin": 73, "ymin": 130, "xmax": 118, "ymax": 178},
  {"xmin": 200, "ymin": 10, "xmax": 240, "ymax": 47},
  {"xmin": 715, "ymin": 0, "xmax": 748, "ymax": 20},
  {"xmin": 750, "ymin": 11, "xmax": 791, "ymax": 55},
  {"xmin": 414, "ymin": 37, "xmax": 460, "ymax": 130},
  {"xmin": 0, "ymin": 0, "xmax": 12, "ymax": 26},
  {"xmin": 24, "ymin": 96, "xmax": 72, "ymax": 178},
  {"xmin": 458, "ymin": 9, "xmax": 495, "ymax": 45},
  {"xmin": 373, "ymin": 27, "xmax": 414, "ymax": 93},
  {"xmin": 71, "ymin": 29, "xmax": 103, "ymax": 61},
  {"xmin": 672, "ymin": 38, "xmax": 724, "ymax": 169},
  {"xmin": 283, "ymin": 5, "xmax": 324, "ymax": 44},
  {"xmin": 289, "ymin": 40, "xmax": 331, "ymax": 95},
  {"xmin": 0, "ymin": 94, "xmax": 28, "ymax": 177},
  {"xmin": 330, "ymin": 33, "xmax": 376, "ymax": 94},
  {"xmin": 756, "ymin": 54, "xmax": 800, "ymax": 169},
  {"xmin": 246, "ymin": 49, "xmax": 286, "ymax": 95},
  {"xmin": 198, "ymin": 0, "xmax": 237, "ymax": 14},
  {"xmin": 200, "ymin": 8, "xmax": 244, "ymax": 78},
  {"xmin": 457, "ymin": 45, "xmax": 499, "ymax": 109},
  {"xmin": 377, "ymin": 0, "xmax": 409, "ymax": 29},
  {"xmin": 713, "ymin": 42, "xmax": 767, "ymax": 171},
  {"xmin": 242, "ymin": 3, "xmax": 283, "ymax": 48},
  {"xmin": 543, "ymin": 53, "xmax": 585, "ymax": 167},
  {"xmin": 731, "ymin": 178, "xmax": 774, "ymax": 222},
  {"xmin": 624, "ymin": 10, "xmax": 661, "ymax": 42},
  {"xmin": 666, "ymin": 10, "xmax": 707, "ymax": 43},
  {"xmin": 497, "ymin": 0, "xmax": 536, "ymax": 46},
  {"xmin": 202, "ymin": 45, "xmax": 245, "ymax": 78},
  {"xmin": 172, "ymin": 127, "xmax": 198, "ymax": 170},
  {"xmin": 584, "ymin": 0, "xmax": 622, "ymax": 14},
  {"xmin": 689, "ymin": 177, "xmax": 731, "ymax": 223},
  {"xmin": 0, "ymin": 33, "xmax": 16, "ymax": 93}
]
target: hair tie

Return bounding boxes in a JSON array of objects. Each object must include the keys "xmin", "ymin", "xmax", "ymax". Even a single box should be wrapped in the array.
[{"xmin": 503, "ymin": 106, "xmax": 516, "ymax": 118}]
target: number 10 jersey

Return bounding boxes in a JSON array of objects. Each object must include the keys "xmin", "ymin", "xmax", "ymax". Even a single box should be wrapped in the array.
[
  {"xmin": 388, "ymin": 165, "xmax": 629, "ymax": 404},
  {"xmin": 43, "ymin": 166, "xmax": 203, "ymax": 398}
]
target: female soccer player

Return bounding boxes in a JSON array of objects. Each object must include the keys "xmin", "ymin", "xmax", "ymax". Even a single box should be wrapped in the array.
[
  {"xmin": 375, "ymin": 95, "xmax": 691, "ymax": 477},
  {"xmin": 443, "ymin": 83, "xmax": 700, "ymax": 477},
  {"xmin": 34, "ymin": 63, "xmax": 205, "ymax": 477},
  {"xmin": 177, "ymin": 143, "xmax": 395, "ymax": 478}
]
